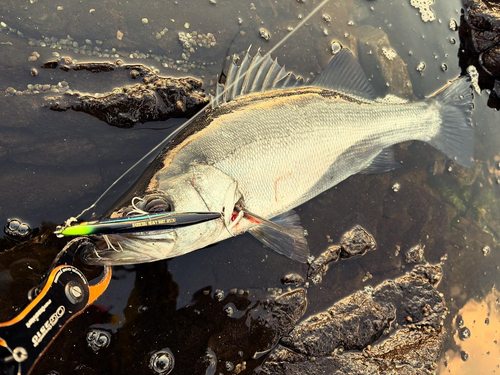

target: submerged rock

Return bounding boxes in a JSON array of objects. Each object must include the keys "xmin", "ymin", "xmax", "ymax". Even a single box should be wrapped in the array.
[
  {"xmin": 43, "ymin": 59, "xmax": 209, "ymax": 127},
  {"xmin": 256, "ymin": 264, "xmax": 446, "ymax": 374},
  {"xmin": 356, "ymin": 25, "xmax": 414, "ymax": 99},
  {"xmin": 308, "ymin": 225, "xmax": 376, "ymax": 283},
  {"xmin": 405, "ymin": 243, "xmax": 425, "ymax": 263}
]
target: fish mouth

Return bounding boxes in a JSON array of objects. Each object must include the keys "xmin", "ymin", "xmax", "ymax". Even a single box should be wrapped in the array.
[{"xmin": 82, "ymin": 234, "xmax": 176, "ymax": 266}]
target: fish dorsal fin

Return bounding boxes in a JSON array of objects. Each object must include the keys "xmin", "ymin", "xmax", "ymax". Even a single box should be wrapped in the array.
[
  {"xmin": 210, "ymin": 48, "xmax": 304, "ymax": 108},
  {"xmin": 360, "ymin": 146, "xmax": 401, "ymax": 175},
  {"xmin": 313, "ymin": 48, "xmax": 376, "ymax": 100}
]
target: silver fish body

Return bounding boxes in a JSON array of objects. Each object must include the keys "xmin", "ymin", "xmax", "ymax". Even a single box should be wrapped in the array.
[{"xmin": 84, "ymin": 49, "xmax": 473, "ymax": 265}]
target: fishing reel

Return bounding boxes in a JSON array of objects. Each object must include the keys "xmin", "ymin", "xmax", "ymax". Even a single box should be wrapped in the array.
[{"xmin": 0, "ymin": 238, "xmax": 112, "ymax": 375}]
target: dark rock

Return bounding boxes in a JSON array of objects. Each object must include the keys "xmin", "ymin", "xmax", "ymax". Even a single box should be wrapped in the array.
[
  {"xmin": 256, "ymin": 264, "xmax": 446, "ymax": 374},
  {"xmin": 405, "ymin": 243, "xmax": 425, "ymax": 263},
  {"xmin": 481, "ymin": 44, "xmax": 500, "ymax": 75},
  {"xmin": 461, "ymin": 0, "xmax": 500, "ymax": 108},
  {"xmin": 307, "ymin": 245, "xmax": 340, "ymax": 283},
  {"xmin": 41, "ymin": 58, "xmax": 61, "ymax": 69},
  {"xmin": 340, "ymin": 225, "xmax": 377, "ymax": 259},
  {"xmin": 72, "ymin": 62, "xmax": 116, "ymax": 73},
  {"xmin": 281, "ymin": 273, "xmax": 304, "ymax": 286},
  {"xmin": 42, "ymin": 59, "xmax": 209, "ymax": 127},
  {"xmin": 208, "ymin": 289, "xmax": 307, "ymax": 363},
  {"xmin": 307, "ymin": 226, "xmax": 376, "ymax": 283}
]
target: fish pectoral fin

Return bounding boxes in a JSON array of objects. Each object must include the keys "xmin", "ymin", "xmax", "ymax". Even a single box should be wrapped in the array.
[
  {"xmin": 360, "ymin": 146, "xmax": 401, "ymax": 175},
  {"xmin": 245, "ymin": 210, "xmax": 310, "ymax": 263},
  {"xmin": 312, "ymin": 48, "xmax": 376, "ymax": 100}
]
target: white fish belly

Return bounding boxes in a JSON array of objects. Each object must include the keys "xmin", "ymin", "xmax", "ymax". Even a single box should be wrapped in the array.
[{"xmin": 168, "ymin": 90, "xmax": 441, "ymax": 218}]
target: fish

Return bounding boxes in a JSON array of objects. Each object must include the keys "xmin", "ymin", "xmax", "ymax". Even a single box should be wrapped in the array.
[{"xmin": 82, "ymin": 47, "xmax": 474, "ymax": 265}]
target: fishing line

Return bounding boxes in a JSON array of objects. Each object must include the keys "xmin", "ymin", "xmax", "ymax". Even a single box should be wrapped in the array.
[{"xmin": 76, "ymin": 0, "xmax": 331, "ymax": 220}]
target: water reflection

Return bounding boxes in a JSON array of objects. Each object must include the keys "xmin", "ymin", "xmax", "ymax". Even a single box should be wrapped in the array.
[
  {"xmin": 439, "ymin": 288, "xmax": 500, "ymax": 373},
  {"xmin": 0, "ymin": 0, "xmax": 499, "ymax": 373}
]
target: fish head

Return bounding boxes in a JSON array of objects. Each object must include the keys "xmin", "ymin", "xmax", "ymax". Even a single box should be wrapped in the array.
[{"xmin": 83, "ymin": 163, "xmax": 244, "ymax": 265}]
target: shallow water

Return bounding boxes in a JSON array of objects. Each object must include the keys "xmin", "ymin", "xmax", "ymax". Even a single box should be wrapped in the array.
[{"xmin": 0, "ymin": 0, "xmax": 499, "ymax": 373}]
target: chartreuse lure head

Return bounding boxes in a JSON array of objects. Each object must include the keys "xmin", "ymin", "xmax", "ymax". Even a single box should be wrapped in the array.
[{"xmin": 56, "ymin": 222, "xmax": 97, "ymax": 237}]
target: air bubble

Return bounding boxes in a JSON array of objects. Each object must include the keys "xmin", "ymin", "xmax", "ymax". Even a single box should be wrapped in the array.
[
  {"xmin": 331, "ymin": 41, "xmax": 342, "ymax": 55},
  {"xmin": 4, "ymin": 218, "xmax": 32, "ymax": 240},
  {"xmin": 382, "ymin": 47, "xmax": 397, "ymax": 61},
  {"xmin": 416, "ymin": 62, "xmax": 426, "ymax": 73},
  {"xmin": 441, "ymin": 63, "xmax": 448, "ymax": 71},
  {"xmin": 449, "ymin": 19, "xmax": 458, "ymax": 31},
  {"xmin": 466, "ymin": 65, "xmax": 480, "ymax": 93},
  {"xmin": 86, "ymin": 328, "xmax": 111, "ymax": 353},
  {"xmin": 214, "ymin": 289, "xmax": 225, "ymax": 301},
  {"xmin": 482, "ymin": 246, "xmax": 491, "ymax": 256},
  {"xmin": 149, "ymin": 348, "xmax": 174, "ymax": 374},
  {"xmin": 459, "ymin": 327, "xmax": 471, "ymax": 340},
  {"xmin": 410, "ymin": 0, "xmax": 436, "ymax": 22},
  {"xmin": 259, "ymin": 28, "xmax": 271, "ymax": 41}
]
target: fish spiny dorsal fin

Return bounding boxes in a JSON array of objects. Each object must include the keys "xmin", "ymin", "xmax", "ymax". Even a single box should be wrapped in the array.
[
  {"xmin": 262, "ymin": 58, "xmax": 282, "ymax": 91},
  {"xmin": 209, "ymin": 47, "xmax": 304, "ymax": 108},
  {"xmin": 313, "ymin": 48, "xmax": 376, "ymax": 100},
  {"xmin": 223, "ymin": 57, "xmax": 239, "ymax": 103},
  {"xmin": 241, "ymin": 50, "xmax": 264, "ymax": 95},
  {"xmin": 250, "ymin": 54, "xmax": 274, "ymax": 92},
  {"xmin": 272, "ymin": 64, "xmax": 288, "ymax": 88}
]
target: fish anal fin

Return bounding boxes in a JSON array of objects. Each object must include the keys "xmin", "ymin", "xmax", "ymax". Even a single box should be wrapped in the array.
[
  {"xmin": 313, "ymin": 48, "xmax": 376, "ymax": 100},
  {"xmin": 246, "ymin": 210, "xmax": 309, "ymax": 263},
  {"xmin": 360, "ymin": 147, "xmax": 401, "ymax": 175}
]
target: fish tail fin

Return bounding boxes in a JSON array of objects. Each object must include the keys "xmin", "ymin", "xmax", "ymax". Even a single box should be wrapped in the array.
[{"xmin": 428, "ymin": 77, "xmax": 474, "ymax": 167}]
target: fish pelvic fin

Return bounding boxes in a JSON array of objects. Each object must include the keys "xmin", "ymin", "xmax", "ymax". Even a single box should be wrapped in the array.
[
  {"xmin": 246, "ymin": 210, "xmax": 310, "ymax": 263},
  {"xmin": 429, "ymin": 76, "xmax": 474, "ymax": 168}
]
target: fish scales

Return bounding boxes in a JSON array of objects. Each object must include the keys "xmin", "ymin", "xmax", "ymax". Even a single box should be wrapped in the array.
[
  {"xmin": 80, "ymin": 48, "xmax": 473, "ymax": 265},
  {"xmin": 153, "ymin": 87, "xmax": 438, "ymax": 219}
]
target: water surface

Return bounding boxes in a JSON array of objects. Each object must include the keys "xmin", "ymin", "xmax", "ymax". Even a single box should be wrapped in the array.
[{"xmin": 0, "ymin": 0, "xmax": 499, "ymax": 373}]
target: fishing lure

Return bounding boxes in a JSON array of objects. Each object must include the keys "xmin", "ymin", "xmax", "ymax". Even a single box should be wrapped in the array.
[{"xmin": 55, "ymin": 211, "xmax": 222, "ymax": 237}]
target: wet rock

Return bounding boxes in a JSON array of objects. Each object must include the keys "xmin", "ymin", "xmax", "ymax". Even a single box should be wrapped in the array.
[
  {"xmin": 307, "ymin": 245, "xmax": 341, "ymax": 283},
  {"xmin": 256, "ymin": 264, "xmax": 446, "ymax": 374},
  {"xmin": 461, "ymin": 0, "xmax": 500, "ymax": 108},
  {"xmin": 208, "ymin": 289, "xmax": 307, "ymax": 363},
  {"xmin": 281, "ymin": 273, "xmax": 304, "ymax": 286},
  {"xmin": 41, "ymin": 58, "xmax": 61, "ymax": 69},
  {"xmin": 308, "ymin": 226, "xmax": 376, "ymax": 283},
  {"xmin": 405, "ymin": 243, "xmax": 425, "ymax": 263},
  {"xmin": 339, "ymin": 225, "xmax": 377, "ymax": 258},
  {"xmin": 481, "ymin": 44, "xmax": 500, "ymax": 75},
  {"xmin": 356, "ymin": 25, "xmax": 414, "ymax": 99},
  {"xmin": 464, "ymin": 0, "xmax": 500, "ymax": 54},
  {"xmin": 42, "ymin": 59, "xmax": 209, "ymax": 127}
]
